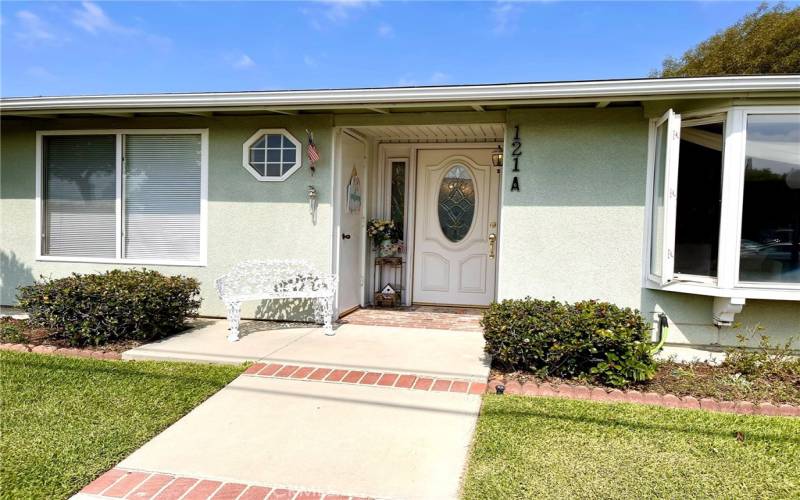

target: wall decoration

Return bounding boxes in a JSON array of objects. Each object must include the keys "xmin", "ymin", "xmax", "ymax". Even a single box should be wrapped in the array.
[
  {"xmin": 306, "ymin": 129, "xmax": 320, "ymax": 175},
  {"xmin": 346, "ymin": 166, "xmax": 362, "ymax": 213},
  {"xmin": 308, "ymin": 185, "xmax": 318, "ymax": 225}
]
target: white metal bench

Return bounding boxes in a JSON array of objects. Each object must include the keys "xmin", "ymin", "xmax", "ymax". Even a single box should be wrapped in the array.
[{"xmin": 215, "ymin": 260, "xmax": 338, "ymax": 342}]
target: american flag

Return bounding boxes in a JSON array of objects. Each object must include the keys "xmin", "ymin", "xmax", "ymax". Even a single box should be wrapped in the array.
[{"xmin": 306, "ymin": 130, "xmax": 320, "ymax": 172}]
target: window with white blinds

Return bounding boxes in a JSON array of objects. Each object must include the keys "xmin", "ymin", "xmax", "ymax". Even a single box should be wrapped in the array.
[
  {"xmin": 39, "ymin": 130, "xmax": 206, "ymax": 265},
  {"xmin": 124, "ymin": 135, "xmax": 201, "ymax": 261},
  {"xmin": 43, "ymin": 135, "xmax": 117, "ymax": 258}
]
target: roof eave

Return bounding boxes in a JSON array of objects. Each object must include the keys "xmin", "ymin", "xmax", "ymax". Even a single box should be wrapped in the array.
[{"xmin": 1, "ymin": 75, "xmax": 798, "ymax": 112}]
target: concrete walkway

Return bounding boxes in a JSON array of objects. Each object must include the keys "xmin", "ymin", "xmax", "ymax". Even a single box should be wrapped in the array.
[{"xmin": 79, "ymin": 319, "xmax": 490, "ymax": 499}]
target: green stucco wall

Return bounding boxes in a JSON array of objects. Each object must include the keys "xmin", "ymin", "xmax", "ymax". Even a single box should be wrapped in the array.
[
  {"xmin": 497, "ymin": 107, "xmax": 799, "ymax": 352},
  {"xmin": 1, "ymin": 107, "xmax": 797, "ymax": 351},
  {"xmin": 1, "ymin": 115, "xmax": 334, "ymax": 319}
]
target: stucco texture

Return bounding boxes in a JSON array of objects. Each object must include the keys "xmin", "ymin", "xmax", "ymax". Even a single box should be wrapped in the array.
[
  {"xmin": 1, "ymin": 115, "xmax": 334, "ymax": 318},
  {"xmin": 497, "ymin": 108, "xmax": 799, "ymax": 351}
]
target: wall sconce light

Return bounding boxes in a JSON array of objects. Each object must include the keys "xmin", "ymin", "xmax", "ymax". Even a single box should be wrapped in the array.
[{"xmin": 491, "ymin": 145, "xmax": 504, "ymax": 173}]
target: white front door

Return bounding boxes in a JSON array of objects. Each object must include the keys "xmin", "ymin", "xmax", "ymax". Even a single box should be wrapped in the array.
[
  {"xmin": 412, "ymin": 148, "xmax": 499, "ymax": 306},
  {"xmin": 337, "ymin": 132, "xmax": 366, "ymax": 315}
]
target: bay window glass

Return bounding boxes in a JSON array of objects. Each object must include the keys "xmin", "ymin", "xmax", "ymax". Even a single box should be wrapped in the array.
[
  {"xmin": 649, "ymin": 122, "xmax": 668, "ymax": 278},
  {"xmin": 43, "ymin": 135, "xmax": 117, "ymax": 258},
  {"xmin": 674, "ymin": 121, "xmax": 724, "ymax": 277},
  {"xmin": 739, "ymin": 114, "xmax": 800, "ymax": 284}
]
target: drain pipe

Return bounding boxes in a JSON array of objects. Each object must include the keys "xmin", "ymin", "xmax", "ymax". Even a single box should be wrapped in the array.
[{"xmin": 651, "ymin": 313, "xmax": 669, "ymax": 354}]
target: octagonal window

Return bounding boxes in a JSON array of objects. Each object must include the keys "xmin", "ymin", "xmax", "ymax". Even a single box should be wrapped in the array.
[{"xmin": 243, "ymin": 129, "xmax": 302, "ymax": 181}]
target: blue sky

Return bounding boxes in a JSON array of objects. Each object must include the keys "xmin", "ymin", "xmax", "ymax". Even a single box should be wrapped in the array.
[{"xmin": 0, "ymin": 1, "xmax": 789, "ymax": 97}]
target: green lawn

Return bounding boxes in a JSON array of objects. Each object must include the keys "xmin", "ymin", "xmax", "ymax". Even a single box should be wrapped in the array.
[
  {"xmin": 0, "ymin": 351, "xmax": 243, "ymax": 499},
  {"xmin": 463, "ymin": 395, "xmax": 800, "ymax": 499}
]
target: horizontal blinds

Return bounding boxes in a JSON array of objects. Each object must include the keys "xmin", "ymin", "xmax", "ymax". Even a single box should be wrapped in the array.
[
  {"xmin": 43, "ymin": 135, "xmax": 117, "ymax": 258},
  {"xmin": 123, "ymin": 134, "xmax": 201, "ymax": 261}
]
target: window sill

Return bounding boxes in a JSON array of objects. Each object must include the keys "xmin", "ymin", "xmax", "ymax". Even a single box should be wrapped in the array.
[
  {"xmin": 646, "ymin": 280, "xmax": 800, "ymax": 301},
  {"xmin": 36, "ymin": 256, "xmax": 206, "ymax": 268}
]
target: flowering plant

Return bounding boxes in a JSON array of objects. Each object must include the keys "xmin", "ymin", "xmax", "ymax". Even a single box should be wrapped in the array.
[{"xmin": 367, "ymin": 219, "xmax": 401, "ymax": 248}]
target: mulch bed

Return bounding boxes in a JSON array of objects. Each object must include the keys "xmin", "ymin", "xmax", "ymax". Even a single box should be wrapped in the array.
[
  {"xmin": 0, "ymin": 317, "xmax": 143, "ymax": 357},
  {"xmin": 492, "ymin": 358, "xmax": 800, "ymax": 408}
]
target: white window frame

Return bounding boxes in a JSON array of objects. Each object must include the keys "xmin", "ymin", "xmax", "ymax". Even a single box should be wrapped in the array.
[
  {"xmin": 644, "ymin": 105, "xmax": 800, "ymax": 301},
  {"xmin": 35, "ymin": 129, "xmax": 209, "ymax": 267},
  {"xmin": 242, "ymin": 128, "xmax": 302, "ymax": 181}
]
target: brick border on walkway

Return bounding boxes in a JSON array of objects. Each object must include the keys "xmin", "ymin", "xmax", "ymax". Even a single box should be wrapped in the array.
[
  {"xmin": 79, "ymin": 468, "xmax": 371, "ymax": 499},
  {"xmin": 488, "ymin": 379, "xmax": 800, "ymax": 417},
  {"xmin": 244, "ymin": 362, "xmax": 487, "ymax": 395},
  {"xmin": 0, "ymin": 342, "xmax": 121, "ymax": 360}
]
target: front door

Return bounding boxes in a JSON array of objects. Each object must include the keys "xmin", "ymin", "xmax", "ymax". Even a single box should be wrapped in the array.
[
  {"xmin": 412, "ymin": 148, "xmax": 498, "ymax": 305},
  {"xmin": 337, "ymin": 132, "xmax": 366, "ymax": 315}
]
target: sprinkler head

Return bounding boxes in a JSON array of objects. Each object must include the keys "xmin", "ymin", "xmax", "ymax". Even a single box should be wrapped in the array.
[{"xmin": 496, "ymin": 384, "xmax": 505, "ymax": 395}]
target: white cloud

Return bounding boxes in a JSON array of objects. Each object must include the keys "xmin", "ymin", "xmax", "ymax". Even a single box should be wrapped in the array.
[
  {"xmin": 233, "ymin": 54, "xmax": 256, "ymax": 69},
  {"xmin": 72, "ymin": 1, "xmax": 117, "ymax": 34},
  {"xmin": 303, "ymin": 55, "xmax": 317, "ymax": 68},
  {"xmin": 377, "ymin": 22, "xmax": 393, "ymax": 38},
  {"xmin": 70, "ymin": 1, "xmax": 171, "ymax": 48},
  {"xmin": 491, "ymin": 1, "xmax": 523, "ymax": 35},
  {"xmin": 15, "ymin": 10, "xmax": 56, "ymax": 43},
  {"xmin": 302, "ymin": 0, "xmax": 377, "ymax": 29}
]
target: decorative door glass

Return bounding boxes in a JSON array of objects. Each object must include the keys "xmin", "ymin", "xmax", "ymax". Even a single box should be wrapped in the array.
[{"xmin": 437, "ymin": 164, "xmax": 475, "ymax": 242}]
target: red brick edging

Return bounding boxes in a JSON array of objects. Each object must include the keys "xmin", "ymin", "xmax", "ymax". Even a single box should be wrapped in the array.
[
  {"xmin": 244, "ymin": 362, "xmax": 487, "ymax": 395},
  {"xmin": 0, "ymin": 342, "xmax": 121, "ymax": 360},
  {"xmin": 81, "ymin": 467, "xmax": 371, "ymax": 499},
  {"xmin": 489, "ymin": 379, "xmax": 800, "ymax": 417}
]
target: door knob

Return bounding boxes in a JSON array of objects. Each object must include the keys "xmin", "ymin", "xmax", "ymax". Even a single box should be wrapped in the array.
[
  {"xmin": 342, "ymin": 233, "xmax": 351, "ymax": 240},
  {"xmin": 488, "ymin": 233, "xmax": 496, "ymax": 259}
]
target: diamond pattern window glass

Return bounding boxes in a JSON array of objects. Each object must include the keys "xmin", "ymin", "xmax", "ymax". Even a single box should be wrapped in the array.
[{"xmin": 437, "ymin": 164, "xmax": 475, "ymax": 242}]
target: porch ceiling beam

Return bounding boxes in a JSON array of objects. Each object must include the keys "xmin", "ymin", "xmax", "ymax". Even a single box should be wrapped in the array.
[
  {"xmin": 472, "ymin": 104, "xmax": 485, "ymax": 112},
  {"xmin": 266, "ymin": 108, "xmax": 298, "ymax": 115},
  {"xmin": 595, "ymin": 101, "xmax": 610, "ymax": 108},
  {"xmin": 366, "ymin": 107, "xmax": 390, "ymax": 114}
]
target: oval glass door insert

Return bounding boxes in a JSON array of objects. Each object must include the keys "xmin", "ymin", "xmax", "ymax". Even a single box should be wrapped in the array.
[{"xmin": 437, "ymin": 164, "xmax": 475, "ymax": 242}]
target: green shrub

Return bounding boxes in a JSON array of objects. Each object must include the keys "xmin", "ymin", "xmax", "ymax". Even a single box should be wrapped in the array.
[
  {"xmin": 482, "ymin": 298, "xmax": 656, "ymax": 387},
  {"xmin": 0, "ymin": 318, "xmax": 30, "ymax": 344},
  {"xmin": 17, "ymin": 269, "xmax": 200, "ymax": 347}
]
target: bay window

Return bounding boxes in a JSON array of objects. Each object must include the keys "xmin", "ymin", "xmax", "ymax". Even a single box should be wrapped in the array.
[
  {"xmin": 38, "ymin": 130, "xmax": 208, "ymax": 266},
  {"xmin": 646, "ymin": 106, "xmax": 800, "ymax": 299}
]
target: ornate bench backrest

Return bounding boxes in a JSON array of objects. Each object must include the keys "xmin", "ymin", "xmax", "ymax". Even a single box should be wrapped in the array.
[{"xmin": 215, "ymin": 259, "xmax": 335, "ymax": 302}]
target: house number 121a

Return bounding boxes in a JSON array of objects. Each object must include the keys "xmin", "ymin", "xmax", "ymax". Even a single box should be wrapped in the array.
[{"xmin": 510, "ymin": 125, "xmax": 521, "ymax": 192}]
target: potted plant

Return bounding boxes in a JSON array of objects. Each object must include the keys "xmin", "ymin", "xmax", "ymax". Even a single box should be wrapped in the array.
[{"xmin": 367, "ymin": 219, "xmax": 403, "ymax": 257}]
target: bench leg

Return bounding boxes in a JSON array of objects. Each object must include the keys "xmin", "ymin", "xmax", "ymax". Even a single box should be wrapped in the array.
[
  {"xmin": 225, "ymin": 302, "xmax": 241, "ymax": 342},
  {"xmin": 315, "ymin": 296, "xmax": 335, "ymax": 336}
]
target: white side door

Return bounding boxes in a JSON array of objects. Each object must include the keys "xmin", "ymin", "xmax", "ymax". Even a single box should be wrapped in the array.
[
  {"xmin": 337, "ymin": 132, "xmax": 366, "ymax": 315},
  {"xmin": 412, "ymin": 148, "xmax": 498, "ymax": 305}
]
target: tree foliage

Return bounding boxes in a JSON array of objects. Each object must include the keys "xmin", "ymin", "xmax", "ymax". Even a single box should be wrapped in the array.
[{"xmin": 654, "ymin": 3, "xmax": 800, "ymax": 77}]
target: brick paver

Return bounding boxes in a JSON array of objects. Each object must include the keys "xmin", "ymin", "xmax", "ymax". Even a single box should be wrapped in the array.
[
  {"xmin": 79, "ymin": 468, "xmax": 373, "ymax": 500},
  {"xmin": 338, "ymin": 306, "xmax": 483, "ymax": 332}
]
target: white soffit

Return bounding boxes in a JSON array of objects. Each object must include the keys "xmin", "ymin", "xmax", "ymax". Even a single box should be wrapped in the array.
[
  {"xmin": 354, "ymin": 123, "xmax": 505, "ymax": 143},
  {"xmin": 1, "ymin": 76, "xmax": 798, "ymax": 113}
]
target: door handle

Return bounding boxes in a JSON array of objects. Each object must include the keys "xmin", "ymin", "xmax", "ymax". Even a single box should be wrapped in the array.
[
  {"xmin": 342, "ymin": 233, "xmax": 351, "ymax": 240},
  {"xmin": 488, "ymin": 233, "xmax": 496, "ymax": 259}
]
